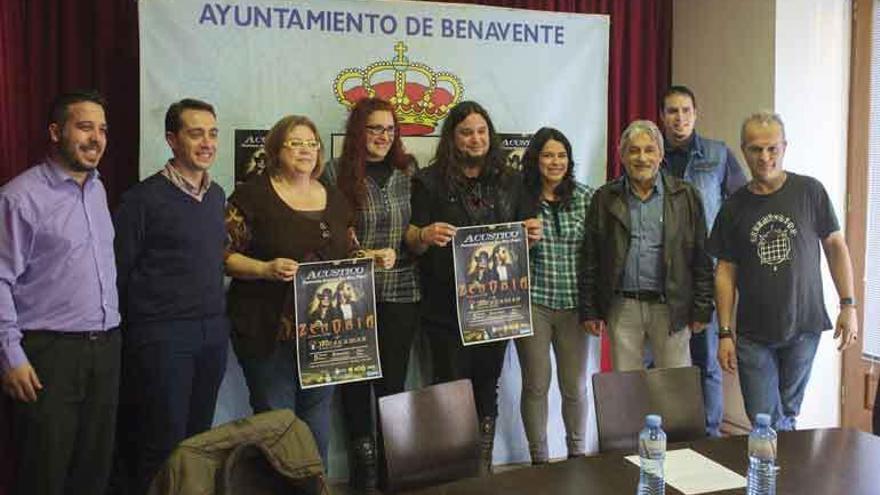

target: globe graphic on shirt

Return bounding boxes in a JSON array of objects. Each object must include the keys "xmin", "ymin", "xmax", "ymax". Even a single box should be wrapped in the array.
[{"xmin": 756, "ymin": 227, "xmax": 792, "ymax": 272}]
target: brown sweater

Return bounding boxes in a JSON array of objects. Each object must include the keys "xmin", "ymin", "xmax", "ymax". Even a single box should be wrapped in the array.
[{"xmin": 226, "ymin": 174, "xmax": 354, "ymax": 357}]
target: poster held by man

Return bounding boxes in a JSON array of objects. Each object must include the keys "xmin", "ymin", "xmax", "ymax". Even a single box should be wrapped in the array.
[
  {"xmin": 453, "ymin": 222, "xmax": 533, "ymax": 345},
  {"xmin": 293, "ymin": 258, "xmax": 382, "ymax": 388}
]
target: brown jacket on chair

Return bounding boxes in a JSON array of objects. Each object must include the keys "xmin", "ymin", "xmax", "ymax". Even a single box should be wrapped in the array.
[{"xmin": 148, "ymin": 409, "xmax": 328, "ymax": 495}]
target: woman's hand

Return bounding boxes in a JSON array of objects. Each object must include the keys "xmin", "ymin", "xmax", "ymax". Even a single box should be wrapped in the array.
[
  {"xmin": 261, "ymin": 258, "xmax": 299, "ymax": 281},
  {"xmin": 523, "ymin": 218, "xmax": 543, "ymax": 247}
]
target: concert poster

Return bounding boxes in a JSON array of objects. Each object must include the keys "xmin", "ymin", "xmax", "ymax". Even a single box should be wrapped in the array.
[
  {"xmin": 293, "ymin": 257, "xmax": 381, "ymax": 388},
  {"xmin": 452, "ymin": 222, "xmax": 534, "ymax": 345},
  {"xmin": 233, "ymin": 128, "xmax": 269, "ymax": 185}
]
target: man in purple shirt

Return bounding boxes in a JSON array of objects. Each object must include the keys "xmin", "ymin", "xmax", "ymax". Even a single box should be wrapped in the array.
[{"xmin": 0, "ymin": 90, "xmax": 121, "ymax": 495}]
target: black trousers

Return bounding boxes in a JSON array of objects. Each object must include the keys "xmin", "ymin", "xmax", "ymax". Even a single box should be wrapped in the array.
[
  {"xmin": 119, "ymin": 316, "xmax": 229, "ymax": 495},
  {"xmin": 13, "ymin": 329, "xmax": 121, "ymax": 495},
  {"xmin": 422, "ymin": 320, "xmax": 508, "ymax": 419},
  {"xmin": 341, "ymin": 302, "xmax": 419, "ymax": 439}
]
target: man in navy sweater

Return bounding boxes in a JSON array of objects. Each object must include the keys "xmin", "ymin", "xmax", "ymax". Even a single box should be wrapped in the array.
[{"xmin": 114, "ymin": 98, "xmax": 228, "ymax": 494}]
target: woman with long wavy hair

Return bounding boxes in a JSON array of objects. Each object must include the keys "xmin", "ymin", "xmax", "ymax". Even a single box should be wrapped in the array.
[
  {"xmin": 404, "ymin": 101, "xmax": 542, "ymax": 475},
  {"xmin": 323, "ymin": 97, "xmax": 419, "ymax": 490}
]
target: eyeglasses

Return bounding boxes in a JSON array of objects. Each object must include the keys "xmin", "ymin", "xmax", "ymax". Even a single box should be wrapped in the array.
[
  {"xmin": 283, "ymin": 139, "xmax": 320, "ymax": 150},
  {"xmin": 365, "ymin": 125, "xmax": 395, "ymax": 136}
]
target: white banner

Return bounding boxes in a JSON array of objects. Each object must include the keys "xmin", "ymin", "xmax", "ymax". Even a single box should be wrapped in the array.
[
  {"xmin": 139, "ymin": 0, "xmax": 608, "ymax": 190},
  {"xmin": 140, "ymin": 0, "xmax": 608, "ymax": 467}
]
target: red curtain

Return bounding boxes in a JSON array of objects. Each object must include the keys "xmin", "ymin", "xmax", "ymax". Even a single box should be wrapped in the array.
[
  {"xmin": 0, "ymin": 0, "xmax": 139, "ymax": 207},
  {"xmin": 0, "ymin": 1, "xmax": 669, "ymax": 491}
]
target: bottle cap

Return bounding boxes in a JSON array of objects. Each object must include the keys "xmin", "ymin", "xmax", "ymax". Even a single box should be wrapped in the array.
[
  {"xmin": 755, "ymin": 413, "xmax": 771, "ymax": 427},
  {"xmin": 646, "ymin": 414, "xmax": 662, "ymax": 427}
]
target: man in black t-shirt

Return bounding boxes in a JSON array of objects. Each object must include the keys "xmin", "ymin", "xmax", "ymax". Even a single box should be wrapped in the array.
[
  {"xmin": 708, "ymin": 111, "xmax": 858, "ymax": 431},
  {"xmin": 405, "ymin": 101, "xmax": 541, "ymax": 475}
]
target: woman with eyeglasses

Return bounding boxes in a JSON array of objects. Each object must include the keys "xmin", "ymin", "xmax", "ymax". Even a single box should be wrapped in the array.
[
  {"xmin": 224, "ymin": 114, "xmax": 385, "ymax": 463},
  {"xmin": 322, "ymin": 97, "xmax": 419, "ymax": 490},
  {"xmin": 516, "ymin": 127, "xmax": 595, "ymax": 464}
]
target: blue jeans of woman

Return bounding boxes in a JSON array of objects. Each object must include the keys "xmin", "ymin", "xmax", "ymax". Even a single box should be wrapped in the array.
[{"xmin": 237, "ymin": 340, "xmax": 335, "ymax": 464}]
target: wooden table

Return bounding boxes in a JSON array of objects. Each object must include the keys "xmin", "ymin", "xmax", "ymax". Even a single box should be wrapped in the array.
[{"xmin": 411, "ymin": 428, "xmax": 880, "ymax": 494}]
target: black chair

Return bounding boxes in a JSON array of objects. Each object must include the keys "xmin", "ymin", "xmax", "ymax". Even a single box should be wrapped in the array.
[
  {"xmin": 592, "ymin": 366, "xmax": 706, "ymax": 453},
  {"xmin": 378, "ymin": 379, "xmax": 481, "ymax": 493}
]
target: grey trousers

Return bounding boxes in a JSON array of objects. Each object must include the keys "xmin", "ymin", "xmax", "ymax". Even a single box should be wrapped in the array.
[
  {"xmin": 607, "ymin": 297, "xmax": 691, "ymax": 371},
  {"xmin": 515, "ymin": 304, "xmax": 588, "ymax": 462}
]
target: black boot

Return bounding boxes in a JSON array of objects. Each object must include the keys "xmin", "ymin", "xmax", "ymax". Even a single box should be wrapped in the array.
[
  {"xmin": 478, "ymin": 416, "xmax": 496, "ymax": 477},
  {"xmin": 349, "ymin": 436, "xmax": 378, "ymax": 492}
]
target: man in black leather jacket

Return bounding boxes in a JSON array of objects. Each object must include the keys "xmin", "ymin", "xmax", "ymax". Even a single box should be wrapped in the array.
[
  {"xmin": 580, "ymin": 119, "xmax": 714, "ymax": 371},
  {"xmin": 405, "ymin": 101, "xmax": 541, "ymax": 475}
]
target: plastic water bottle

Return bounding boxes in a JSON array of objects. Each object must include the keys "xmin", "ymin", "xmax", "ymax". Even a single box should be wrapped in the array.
[
  {"xmin": 637, "ymin": 414, "xmax": 666, "ymax": 495},
  {"xmin": 746, "ymin": 413, "xmax": 777, "ymax": 495}
]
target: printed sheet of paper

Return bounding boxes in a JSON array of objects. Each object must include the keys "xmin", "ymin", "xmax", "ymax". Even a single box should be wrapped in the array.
[
  {"xmin": 452, "ymin": 222, "xmax": 533, "ymax": 345},
  {"xmin": 626, "ymin": 448, "xmax": 747, "ymax": 494},
  {"xmin": 293, "ymin": 257, "xmax": 381, "ymax": 389}
]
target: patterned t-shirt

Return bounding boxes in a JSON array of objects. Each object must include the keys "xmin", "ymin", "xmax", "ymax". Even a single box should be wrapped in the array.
[{"xmin": 707, "ymin": 172, "xmax": 839, "ymax": 343}]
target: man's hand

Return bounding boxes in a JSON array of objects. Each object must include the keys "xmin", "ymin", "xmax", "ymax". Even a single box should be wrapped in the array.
[
  {"xmin": 523, "ymin": 218, "xmax": 543, "ymax": 246},
  {"xmin": 262, "ymin": 258, "xmax": 299, "ymax": 282},
  {"xmin": 835, "ymin": 306, "xmax": 859, "ymax": 351},
  {"xmin": 718, "ymin": 338, "xmax": 737, "ymax": 373},
  {"xmin": 420, "ymin": 222, "xmax": 456, "ymax": 247},
  {"xmin": 582, "ymin": 319, "xmax": 605, "ymax": 336},
  {"xmin": 1, "ymin": 363, "xmax": 42, "ymax": 402},
  {"xmin": 688, "ymin": 321, "xmax": 707, "ymax": 333},
  {"xmin": 371, "ymin": 248, "xmax": 396, "ymax": 270}
]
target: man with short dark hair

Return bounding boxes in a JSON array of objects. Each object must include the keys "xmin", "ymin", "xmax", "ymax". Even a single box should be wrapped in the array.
[
  {"xmin": 659, "ymin": 85, "xmax": 747, "ymax": 437},
  {"xmin": 0, "ymin": 90, "xmax": 121, "ymax": 494},
  {"xmin": 710, "ymin": 111, "xmax": 857, "ymax": 431},
  {"xmin": 114, "ymin": 98, "xmax": 228, "ymax": 494},
  {"xmin": 581, "ymin": 120, "xmax": 714, "ymax": 372}
]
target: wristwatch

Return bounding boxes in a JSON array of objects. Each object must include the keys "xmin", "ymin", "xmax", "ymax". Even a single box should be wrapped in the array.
[
  {"xmin": 840, "ymin": 297, "xmax": 857, "ymax": 307},
  {"xmin": 718, "ymin": 326, "xmax": 734, "ymax": 340}
]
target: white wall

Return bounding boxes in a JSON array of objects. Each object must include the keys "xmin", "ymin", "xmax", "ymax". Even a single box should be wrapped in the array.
[
  {"xmin": 774, "ymin": 0, "xmax": 851, "ymax": 428},
  {"xmin": 673, "ymin": 0, "xmax": 851, "ymax": 428}
]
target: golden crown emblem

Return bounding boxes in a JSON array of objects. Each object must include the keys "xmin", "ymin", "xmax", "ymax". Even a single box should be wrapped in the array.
[{"xmin": 334, "ymin": 41, "xmax": 464, "ymax": 135}]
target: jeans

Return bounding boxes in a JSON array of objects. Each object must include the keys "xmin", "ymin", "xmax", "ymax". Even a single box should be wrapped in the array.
[
  {"xmin": 236, "ymin": 340, "xmax": 335, "ymax": 464},
  {"xmin": 736, "ymin": 331, "xmax": 821, "ymax": 431},
  {"xmin": 690, "ymin": 315, "xmax": 723, "ymax": 437},
  {"xmin": 122, "ymin": 316, "xmax": 229, "ymax": 495},
  {"xmin": 514, "ymin": 305, "xmax": 588, "ymax": 461}
]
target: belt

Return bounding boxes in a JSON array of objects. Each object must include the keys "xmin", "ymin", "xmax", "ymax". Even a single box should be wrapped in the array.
[
  {"xmin": 617, "ymin": 290, "xmax": 666, "ymax": 303},
  {"xmin": 26, "ymin": 328, "xmax": 118, "ymax": 341}
]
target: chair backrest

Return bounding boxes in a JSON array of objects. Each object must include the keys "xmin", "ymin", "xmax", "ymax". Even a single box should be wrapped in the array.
[
  {"xmin": 378, "ymin": 379, "xmax": 481, "ymax": 492},
  {"xmin": 592, "ymin": 366, "xmax": 706, "ymax": 453}
]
